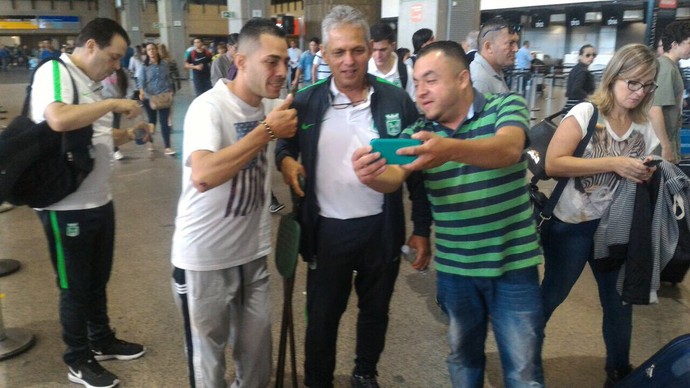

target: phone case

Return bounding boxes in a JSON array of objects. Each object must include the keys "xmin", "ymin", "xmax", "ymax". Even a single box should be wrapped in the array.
[{"xmin": 370, "ymin": 138, "xmax": 422, "ymax": 165}]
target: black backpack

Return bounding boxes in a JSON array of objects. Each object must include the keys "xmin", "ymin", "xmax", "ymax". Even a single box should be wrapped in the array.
[
  {"xmin": 0, "ymin": 57, "xmax": 94, "ymax": 208},
  {"xmin": 397, "ymin": 59, "xmax": 408, "ymax": 89}
]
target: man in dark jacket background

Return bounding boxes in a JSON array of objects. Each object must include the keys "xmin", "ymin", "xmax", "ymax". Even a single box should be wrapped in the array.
[{"xmin": 275, "ymin": 5, "xmax": 431, "ymax": 387}]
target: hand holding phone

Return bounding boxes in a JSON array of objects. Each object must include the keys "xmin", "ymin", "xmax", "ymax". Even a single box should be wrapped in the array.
[
  {"xmin": 643, "ymin": 159, "xmax": 662, "ymax": 167},
  {"xmin": 370, "ymin": 138, "xmax": 422, "ymax": 165}
]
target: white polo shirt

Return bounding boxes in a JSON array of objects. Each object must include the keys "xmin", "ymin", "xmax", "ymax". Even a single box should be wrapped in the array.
[
  {"xmin": 315, "ymin": 80, "xmax": 383, "ymax": 219},
  {"xmin": 30, "ymin": 53, "xmax": 114, "ymax": 210}
]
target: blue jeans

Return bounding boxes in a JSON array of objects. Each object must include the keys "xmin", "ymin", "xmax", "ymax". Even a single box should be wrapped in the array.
[
  {"xmin": 541, "ymin": 218, "xmax": 632, "ymax": 373},
  {"xmin": 143, "ymin": 102, "xmax": 172, "ymax": 148},
  {"xmin": 437, "ymin": 267, "xmax": 545, "ymax": 388}
]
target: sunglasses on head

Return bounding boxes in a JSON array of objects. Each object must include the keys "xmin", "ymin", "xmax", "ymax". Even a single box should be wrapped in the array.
[{"xmin": 480, "ymin": 19, "xmax": 521, "ymax": 38}]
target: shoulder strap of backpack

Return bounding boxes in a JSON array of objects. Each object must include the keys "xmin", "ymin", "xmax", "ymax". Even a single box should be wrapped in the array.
[
  {"xmin": 398, "ymin": 60, "xmax": 408, "ymax": 89},
  {"xmin": 536, "ymin": 104, "xmax": 599, "ymax": 220},
  {"xmin": 22, "ymin": 56, "xmax": 79, "ymax": 117}
]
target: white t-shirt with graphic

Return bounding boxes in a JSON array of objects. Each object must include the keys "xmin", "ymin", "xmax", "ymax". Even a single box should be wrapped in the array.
[
  {"xmin": 554, "ymin": 102, "xmax": 659, "ymax": 224},
  {"xmin": 172, "ymin": 80, "xmax": 275, "ymax": 271}
]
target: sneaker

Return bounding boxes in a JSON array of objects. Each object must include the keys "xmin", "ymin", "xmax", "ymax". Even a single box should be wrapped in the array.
[
  {"xmin": 113, "ymin": 150, "xmax": 124, "ymax": 160},
  {"xmin": 91, "ymin": 338, "xmax": 146, "ymax": 361},
  {"xmin": 68, "ymin": 358, "xmax": 119, "ymax": 388},
  {"xmin": 164, "ymin": 148, "xmax": 177, "ymax": 156},
  {"xmin": 269, "ymin": 202, "xmax": 285, "ymax": 213},
  {"xmin": 0, "ymin": 202, "xmax": 15, "ymax": 213},
  {"xmin": 147, "ymin": 142, "xmax": 154, "ymax": 151},
  {"xmin": 351, "ymin": 372, "xmax": 380, "ymax": 388},
  {"xmin": 604, "ymin": 364, "xmax": 633, "ymax": 388}
]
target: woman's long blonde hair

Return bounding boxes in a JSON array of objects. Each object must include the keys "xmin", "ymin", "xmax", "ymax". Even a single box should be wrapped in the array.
[{"xmin": 589, "ymin": 43, "xmax": 658, "ymax": 123}]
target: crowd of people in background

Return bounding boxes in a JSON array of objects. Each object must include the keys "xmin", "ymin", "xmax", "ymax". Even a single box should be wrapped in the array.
[{"xmin": 7, "ymin": 7, "xmax": 690, "ymax": 388}]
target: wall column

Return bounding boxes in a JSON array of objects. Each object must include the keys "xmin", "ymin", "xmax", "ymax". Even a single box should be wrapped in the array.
[
  {"xmin": 97, "ymin": 0, "xmax": 116, "ymax": 20},
  {"xmin": 302, "ymin": 1, "xmax": 381, "ymax": 42},
  {"xmin": 158, "ymin": 0, "xmax": 187, "ymax": 73},
  {"xmin": 119, "ymin": 0, "xmax": 143, "ymax": 46},
  {"xmin": 227, "ymin": 0, "xmax": 270, "ymax": 34}
]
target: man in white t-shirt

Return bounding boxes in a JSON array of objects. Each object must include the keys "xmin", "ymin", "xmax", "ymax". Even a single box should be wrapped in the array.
[
  {"xmin": 31, "ymin": 18, "xmax": 146, "ymax": 388},
  {"xmin": 171, "ymin": 18, "xmax": 297, "ymax": 387},
  {"xmin": 312, "ymin": 45, "xmax": 331, "ymax": 81},
  {"xmin": 287, "ymin": 39, "xmax": 302, "ymax": 88},
  {"xmin": 367, "ymin": 22, "xmax": 415, "ymax": 100}
]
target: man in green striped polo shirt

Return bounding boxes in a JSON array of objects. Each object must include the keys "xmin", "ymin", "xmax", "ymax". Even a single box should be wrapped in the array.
[{"xmin": 352, "ymin": 40, "xmax": 544, "ymax": 387}]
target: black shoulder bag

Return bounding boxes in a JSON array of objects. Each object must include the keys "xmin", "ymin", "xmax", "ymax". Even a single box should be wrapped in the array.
[
  {"xmin": 530, "ymin": 105, "xmax": 599, "ymax": 237},
  {"xmin": 0, "ymin": 57, "xmax": 95, "ymax": 208}
]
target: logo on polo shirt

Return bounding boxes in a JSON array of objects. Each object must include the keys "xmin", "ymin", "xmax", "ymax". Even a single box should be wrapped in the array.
[
  {"xmin": 385, "ymin": 113, "xmax": 401, "ymax": 136},
  {"xmin": 66, "ymin": 223, "xmax": 80, "ymax": 237}
]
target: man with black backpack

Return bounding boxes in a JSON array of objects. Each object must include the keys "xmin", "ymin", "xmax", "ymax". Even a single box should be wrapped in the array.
[
  {"xmin": 30, "ymin": 17, "xmax": 145, "ymax": 388},
  {"xmin": 367, "ymin": 22, "xmax": 416, "ymax": 100}
]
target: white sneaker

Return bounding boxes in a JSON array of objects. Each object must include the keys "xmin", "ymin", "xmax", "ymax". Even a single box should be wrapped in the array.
[
  {"xmin": 164, "ymin": 148, "xmax": 176, "ymax": 156},
  {"xmin": 113, "ymin": 150, "xmax": 124, "ymax": 160}
]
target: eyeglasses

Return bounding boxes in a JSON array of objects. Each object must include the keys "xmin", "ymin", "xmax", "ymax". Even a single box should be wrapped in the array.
[
  {"xmin": 623, "ymin": 79, "xmax": 658, "ymax": 93},
  {"xmin": 328, "ymin": 90, "xmax": 369, "ymax": 110},
  {"xmin": 584, "ymin": 53, "xmax": 597, "ymax": 58}
]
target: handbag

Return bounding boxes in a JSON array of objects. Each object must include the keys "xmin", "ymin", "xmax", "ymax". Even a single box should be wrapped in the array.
[
  {"xmin": 0, "ymin": 57, "xmax": 94, "ymax": 208},
  {"xmin": 148, "ymin": 91, "xmax": 173, "ymax": 110},
  {"xmin": 530, "ymin": 105, "xmax": 599, "ymax": 237},
  {"xmin": 525, "ymin": 110, "xmax": 563, "ymax": 181}
]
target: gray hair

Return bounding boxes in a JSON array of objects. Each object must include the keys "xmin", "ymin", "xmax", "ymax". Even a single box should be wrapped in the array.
[
  {"xmin": 321, "ymin": 5, "xmax": 370, "ymax": 49},
  {"xmin": 465, "ymin": 30, "xmax": 479, "ymax": 50}
]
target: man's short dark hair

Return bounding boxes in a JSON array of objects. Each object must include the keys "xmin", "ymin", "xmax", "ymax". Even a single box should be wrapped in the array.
[
  {"xmin": 412, "ymin": 28, "xmax": 433, "ymax": 54},
  {"xmin": 310, "ymin": 37, "xmax": 320, "ymax": 45},
  {"xmin": 75, "ymin": 18, "xmax": 130, "ymax": 48},
  {"xmin": 238, "ymin": 18, "xmax": 287, "ymax": 52},
  {"xmin": 228, "ymin": 33, "xmax": 240, "ymax": 46},
  {"xmin": 417, "ymin": 40, "xmax": 468, "ymax": 70},
  {"xmin": 371, "ymin": 22, "xmax": 395, "ymax": 43},
  {"xmin": 661, "ymin": 21, "xmax": 690, "ymax": 53}
]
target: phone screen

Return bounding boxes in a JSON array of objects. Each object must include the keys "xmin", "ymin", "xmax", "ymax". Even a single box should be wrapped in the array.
[{"xmin": 370, "ymin": 138, "xmax": 422, "ymax": 165}]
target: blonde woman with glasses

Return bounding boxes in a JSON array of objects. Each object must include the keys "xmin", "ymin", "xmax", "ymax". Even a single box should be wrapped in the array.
[{"xmin": 541, "ymin": 43, "xmax": 660, "ymax": 387}]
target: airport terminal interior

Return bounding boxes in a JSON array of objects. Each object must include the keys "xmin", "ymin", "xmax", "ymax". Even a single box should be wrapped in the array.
[{"xmin": 1, "ymin": 0, "xmax": 690, "ymax": 387}]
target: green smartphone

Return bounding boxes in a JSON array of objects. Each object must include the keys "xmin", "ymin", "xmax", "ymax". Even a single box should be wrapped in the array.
[{"xmin": 370, "ymin": 138, "xmax": 422, "ymax": 165}]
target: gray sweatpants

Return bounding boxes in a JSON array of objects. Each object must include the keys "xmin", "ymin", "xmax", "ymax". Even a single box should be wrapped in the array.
[{"xmin": 173, "ymin": 257, "xmax": 272, "ymax": 388}]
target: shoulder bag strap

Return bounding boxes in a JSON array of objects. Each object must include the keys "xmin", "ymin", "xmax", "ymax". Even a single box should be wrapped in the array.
[
  {"xmin": 21, "ymin": 56, "xmax": 80, "ymax": 117},
  {"xmin": 537, "ymin": 104, "xmax": 599, "ymax": 225}
]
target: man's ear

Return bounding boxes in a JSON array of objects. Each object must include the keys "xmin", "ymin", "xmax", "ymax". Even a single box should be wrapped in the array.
[
  {"xmin": 234, "ymin": 52, "xmax": 246, "ymax": 70},
  {"xmin": 85, "ymin": 38, "xmax": 97, "ymax": 54}
]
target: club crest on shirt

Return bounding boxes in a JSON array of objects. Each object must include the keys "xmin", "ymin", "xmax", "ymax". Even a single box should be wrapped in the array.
[
  {"xmin": 385, "ymin": 113, "xmax": 401, "ymax": 136},
  {"xmin": 66, "ymin": 223, "xmax": 80, "ymax": 237}
]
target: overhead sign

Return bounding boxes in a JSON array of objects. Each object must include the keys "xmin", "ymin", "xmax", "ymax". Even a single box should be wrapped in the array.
[
  {"xmin": 566, "ymin": 7, "xmax": 586, "ymax": 27},
  {"xmin": 531, "ymin": 11, "xmax": 549, "ymax": 28},
  {"xmin": 221, "ymin": 11, "xmax": 235, "ymax": 19},
  {"xmin": 659, "ymin": 0, "xmax": 678, "ymax": 9},
  {"xmin": 410, "ymin": 4, "xmax": 423, "ymax": 23},
  {"xmin": 0, "ymin": 17, "xmax": 37, "ymax": 30},
  {"xmin": 601, "ymin": 5, "xmax": 622, "ymax": 26},
  {"xmin": 0, "ymin": 15, "xmax": 80, "ymax": 30}
]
